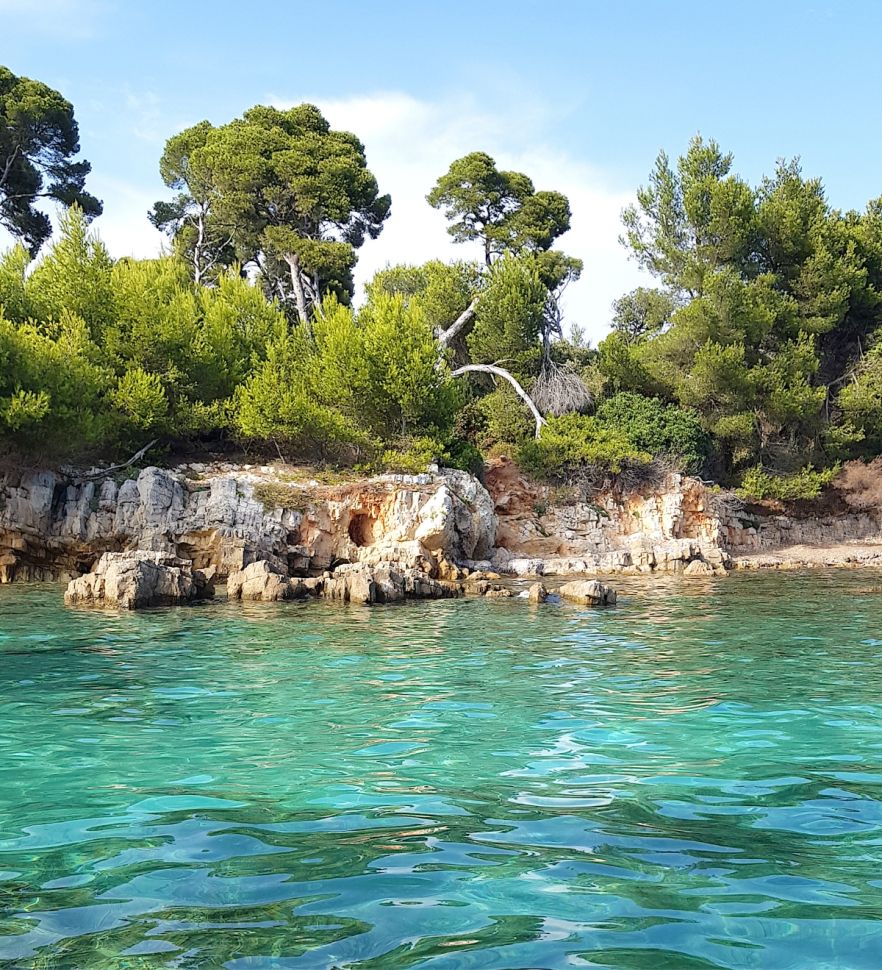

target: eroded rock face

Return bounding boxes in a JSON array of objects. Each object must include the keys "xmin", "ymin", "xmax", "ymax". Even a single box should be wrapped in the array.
[
  {"xmin": 0, "ymin": 466, "xmax": 497, "ymax": 584},
  {"xmin": 64, "ymin": 551, "xmax": 210, "ymax": 609},
  {"xmin": 482, "ymin": 457, "xmax": 882, "ymax": 577},
  {"xmin": 227, "ymin": 560, "xmax": 293, "ymax": 602}
]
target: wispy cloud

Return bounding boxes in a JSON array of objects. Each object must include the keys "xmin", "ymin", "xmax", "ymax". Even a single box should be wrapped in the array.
[
  {"xmin": 281, "ymin": 91, "xmax": 648, "ymax": 341},
  {"xmin": 124, "ymin": 89, "xmax": 166, "ymax": 144}
]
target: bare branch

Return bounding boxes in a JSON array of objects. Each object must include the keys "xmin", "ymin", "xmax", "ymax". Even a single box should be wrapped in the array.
[
  {"xmin": 437, "ymin": 297, "xmax": 479, "ymax": 347},
  {"xmin": 75, "ymin": 439, "xmax": 159, "ymax": 481},
  {"xmin": 451, "ymin": 363, "xmax": 547, "ymax": 437}
]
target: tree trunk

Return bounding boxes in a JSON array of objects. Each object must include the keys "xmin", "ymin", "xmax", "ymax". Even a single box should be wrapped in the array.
[
  {"xmin": 451, "ymin": 363, "xmax": 547, "ymax": 438},
  {"xmin": 285, "ymin": 253, "xmax": 311, "ymax": 326},
  {"xmin": 437, "ymin": 297, "xmax": 478, "ymax": 347}
]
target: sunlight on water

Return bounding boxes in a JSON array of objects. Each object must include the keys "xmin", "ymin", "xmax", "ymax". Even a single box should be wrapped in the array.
[{"xmin": 1, "ymin": 572, "xmax": 881, "ymax": 967}]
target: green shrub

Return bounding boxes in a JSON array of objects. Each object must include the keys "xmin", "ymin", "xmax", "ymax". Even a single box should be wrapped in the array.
[
  {"xmin": 444, "ymin": 438, "xmax": 484, "ymax": 475},
  {"xmin": 519, "ymin": 413, "xmax": 651, "ymax": 479},
  {"xmin": 595, "ymin": 392, "xmax": 710, "ymax": 472},
  {"xmin": 478, "ymin": 384, "xmax": 535, "ymax": 448},
  {"xmin": 735, "ymin": 464, "xmax": 839, "ymax": 501}
]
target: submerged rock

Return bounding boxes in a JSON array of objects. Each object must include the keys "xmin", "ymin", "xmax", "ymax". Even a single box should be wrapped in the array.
[
  {"xmin": 527, "ymin": 582, "xmax": 548, "ymax": 603},
  {"xmin": 64, "ymin": 551, "xmax": 209, "ymax": 609},
  {"xmin": 558, "ymin": 579, "xmax": 617, "ymax": 606},
  {"xmin": 683, "ymin": 559, "xmax": 715, "ymax": 577}
]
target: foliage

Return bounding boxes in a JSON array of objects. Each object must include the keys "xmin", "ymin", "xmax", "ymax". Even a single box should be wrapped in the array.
[
  {"xmin": 0, "ymin": 309, "xmax": 110, "ymax": 455},
  {"xmin": 367, "ymin": 260, "xmax": 480, "ymax": 335},
  {"xmin": 233, "ymin": 295, "xmax": 459, "ymax": 461},
  {"xmin": 477, "ymin": 384, "xmax": 536, "ymax": 448},
  {"xmin": 152, "ymin": 104, "xmax": 390, "ymax": 321},
  {"xmin": 467, "ymin": 254, "xmax": 546, "ymax": 365},
  {"xmin": 148, "ymin": 120, "xmax": 236, "ymax": 283},
  {"xmin": 428, "ymin": 151, "xmax": 572, "ymax": 265},
  {"xmin": 735, "ymin": 464, "xmax": 838, "ymax": 502},
  {"xmin": 837, "ymin": 342, "xmax": 882, "ymax": 454},
  {"xmin": 0, "ymin": 65, "xmax": 102, "ymax": 255},
  {"xmin": 27, "ymin": 206, "xmax": 115, "ymax": 338},
  {"xmin": 614, "ymin": 134, "xmax": 882, "ymax": 478},
  {"xmin": 595, "ymin": 392, "xmax": 710, "ymax": 472},
  {"xmin": 519, "ymin": 414, "xmax": 651, "ymax": 479},
  {"xmin": 611, "ymin": 287, "xmax": 676, "ymax": 342}
]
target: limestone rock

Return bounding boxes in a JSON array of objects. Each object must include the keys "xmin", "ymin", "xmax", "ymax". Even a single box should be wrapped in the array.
[
  {"xmin": 683, "ymin": 559, "xmax": 715, "ymax": 577},
  {"xmin": 558, "ymin": 579, "xmax": 617, "ymax": 606},
  {"xmin": 226, "ymin": 560, "xmax": 291, "ymax": 601},
  {"xmin": 506, "ymin": 557, "xmax": 545, "ymax": 577},
  {"xmin": 323, "ymin": 563, "xmax": 377, "ymax": 605},
  {"xmin": 64, "ymin": 551, "xmax": 202, "ymax": 609},
  {"xmin": 0, "ymin": 465, "xmax": 495, "ymax": 585},
  {"xmin": 527, "ymin": 582, "xmax": 548, "ymax": 603}
]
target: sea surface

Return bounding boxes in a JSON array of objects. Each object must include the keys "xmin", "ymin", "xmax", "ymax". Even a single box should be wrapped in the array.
[{"xmin": 1, "ymin": 572, "xmax": 881, "ymax": 968}]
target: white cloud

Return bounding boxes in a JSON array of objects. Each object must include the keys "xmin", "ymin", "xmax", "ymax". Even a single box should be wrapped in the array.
[
  {"xmin": 2, "ymin": 90, "xmax": 648, "ymax": 341},
  {"xmin": 301, "ymin": 91, "xmax": 649, "ymax": 342},
  {"xmin": 86, "ymin": 175, "xmax": 166, "ymax": 258}
]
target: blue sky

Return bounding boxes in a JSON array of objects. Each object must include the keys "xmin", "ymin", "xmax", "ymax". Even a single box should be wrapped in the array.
[{"xmin": 4, "ymin": 0, "xmax": 881, "ymax": 338}]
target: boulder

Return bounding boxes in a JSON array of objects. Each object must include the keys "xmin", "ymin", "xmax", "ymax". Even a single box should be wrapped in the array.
[
  {"xmin": 227, "ymin": 560, "xmax": 291, "ymax": 601},
  {"xmin": 558, "ymin": 579, "xmax": 617, "ymax": 606},
  {"xmin": 683, "ymin": 559, "xmax": 714, "ymax": 577},
  {"xmin": 320, "ymin": 562, "xmax": 461, "ymax": 604},
  {"xmin": 323, "ymin": 563, "xmax": 377, "ymax": 604},
  {"xmin": 506, "ymin": 557, "xmax": 545, "ymax": 577},
  {"xmin": 527, "ymin": 582, "xmax": 548, "ymax": 603},
  {"xmin": 64, "ymin": 551, "xmax": 203, "ymax": 609}
]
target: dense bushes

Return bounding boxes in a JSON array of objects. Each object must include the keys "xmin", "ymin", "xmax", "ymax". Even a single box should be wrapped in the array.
[
  {"xmin": 0, "ymin": 209, "xmax": 466, "ymax": 466},
  {"xmin": 735, "ymin": 465, "xmax": 839, "ymax": 502},
  {"xmin": 594, "ymin": 393, "xmax": 709, "ymax": 473},
  {"xmin": 233, "ymin": 293, "xmax": 460, "ymax": 463},
  {"xmin": 519, "ymin": 414, "xmax": 650, "ymax": 479}
]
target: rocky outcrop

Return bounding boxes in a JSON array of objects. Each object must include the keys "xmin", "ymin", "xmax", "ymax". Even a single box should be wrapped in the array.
[
  {"xmin": 9, "ymin": 454, "xmax": 882, "ymax": 592},
  {"xmin": 225, "ymin": 559, "xmax": 462, "ymax": 606},
  {"xmin": 482, "ymin": 457, "xmax": 882, "ymax": 576},
  {"xmin": 0, "ymin": 465, "xmax": 496, "ymax": 584},
  {"xmin": 527, "ymin": 582, "xmax": 548, "ymax": 603},
  {"xmin": 64, "ymin": 551, "xmax": 213, "ymax": 609},
  {"xmin": 558, "ymin": 579, "xmax": 617, "ymax": 606}
]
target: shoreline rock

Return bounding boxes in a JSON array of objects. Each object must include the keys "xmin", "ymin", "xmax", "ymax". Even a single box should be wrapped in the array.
[
  {"xmin": 558, "ymin": 580, "xmax": 617, "ymax": 607},
  {"xmin": 64, "ymin": 551, "xmax": 214, "ymax": 610},
  {"xmin": 8, "ymin": 460, "xmax": 882, "ymax": 593}
]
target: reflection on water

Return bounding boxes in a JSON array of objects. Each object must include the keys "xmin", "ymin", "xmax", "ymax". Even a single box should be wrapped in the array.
[{"xmin": 0, "ymin": 572, "xmax": 881, "ymax": 967}]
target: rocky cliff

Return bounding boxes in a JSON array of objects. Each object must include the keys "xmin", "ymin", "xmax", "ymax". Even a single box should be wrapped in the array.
[
  {"xmin": 482, "ymin": 458, "xmax": 882, "ymax": 575},
  {"xmin": 2, "ymin": 457, "xmax": 880, "ymax": 585},
  {"xmin": 0, "ymin": 464, "xmax": 495, "ymax": 584}
]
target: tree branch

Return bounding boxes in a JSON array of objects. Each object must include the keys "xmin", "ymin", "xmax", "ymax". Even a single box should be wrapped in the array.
[
  {"xmin": 451, "ymin": 363, "xmax": 546, "ymax": 437},
  {"xmin": 437, "ymin": 297, "xmax": 479, "ymax": 347},
  {"xmin": 76, "ymin": 439, "xmax": 159, "ymax": 481}
]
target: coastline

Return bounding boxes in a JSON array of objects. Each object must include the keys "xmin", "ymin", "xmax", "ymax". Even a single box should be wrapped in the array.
[{"xmin": 2, "ymin": 458, "xmax": 881, "ymax": 608}]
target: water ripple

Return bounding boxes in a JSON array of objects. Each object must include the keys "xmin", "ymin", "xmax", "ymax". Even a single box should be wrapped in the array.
[{"xmin": 1, "ymin": 572, "xmax": 882, "ymax": 966}]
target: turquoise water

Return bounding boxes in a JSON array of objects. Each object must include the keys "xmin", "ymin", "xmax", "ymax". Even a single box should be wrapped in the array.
[{"xmin": 1, "ymin": 574, "xmax": 882, "ymax": 968}]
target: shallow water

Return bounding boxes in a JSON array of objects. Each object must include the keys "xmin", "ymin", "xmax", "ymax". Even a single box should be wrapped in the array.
[{"xmin": 0, "ymin": 572, "xmax": 881, "ymax": 968}]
